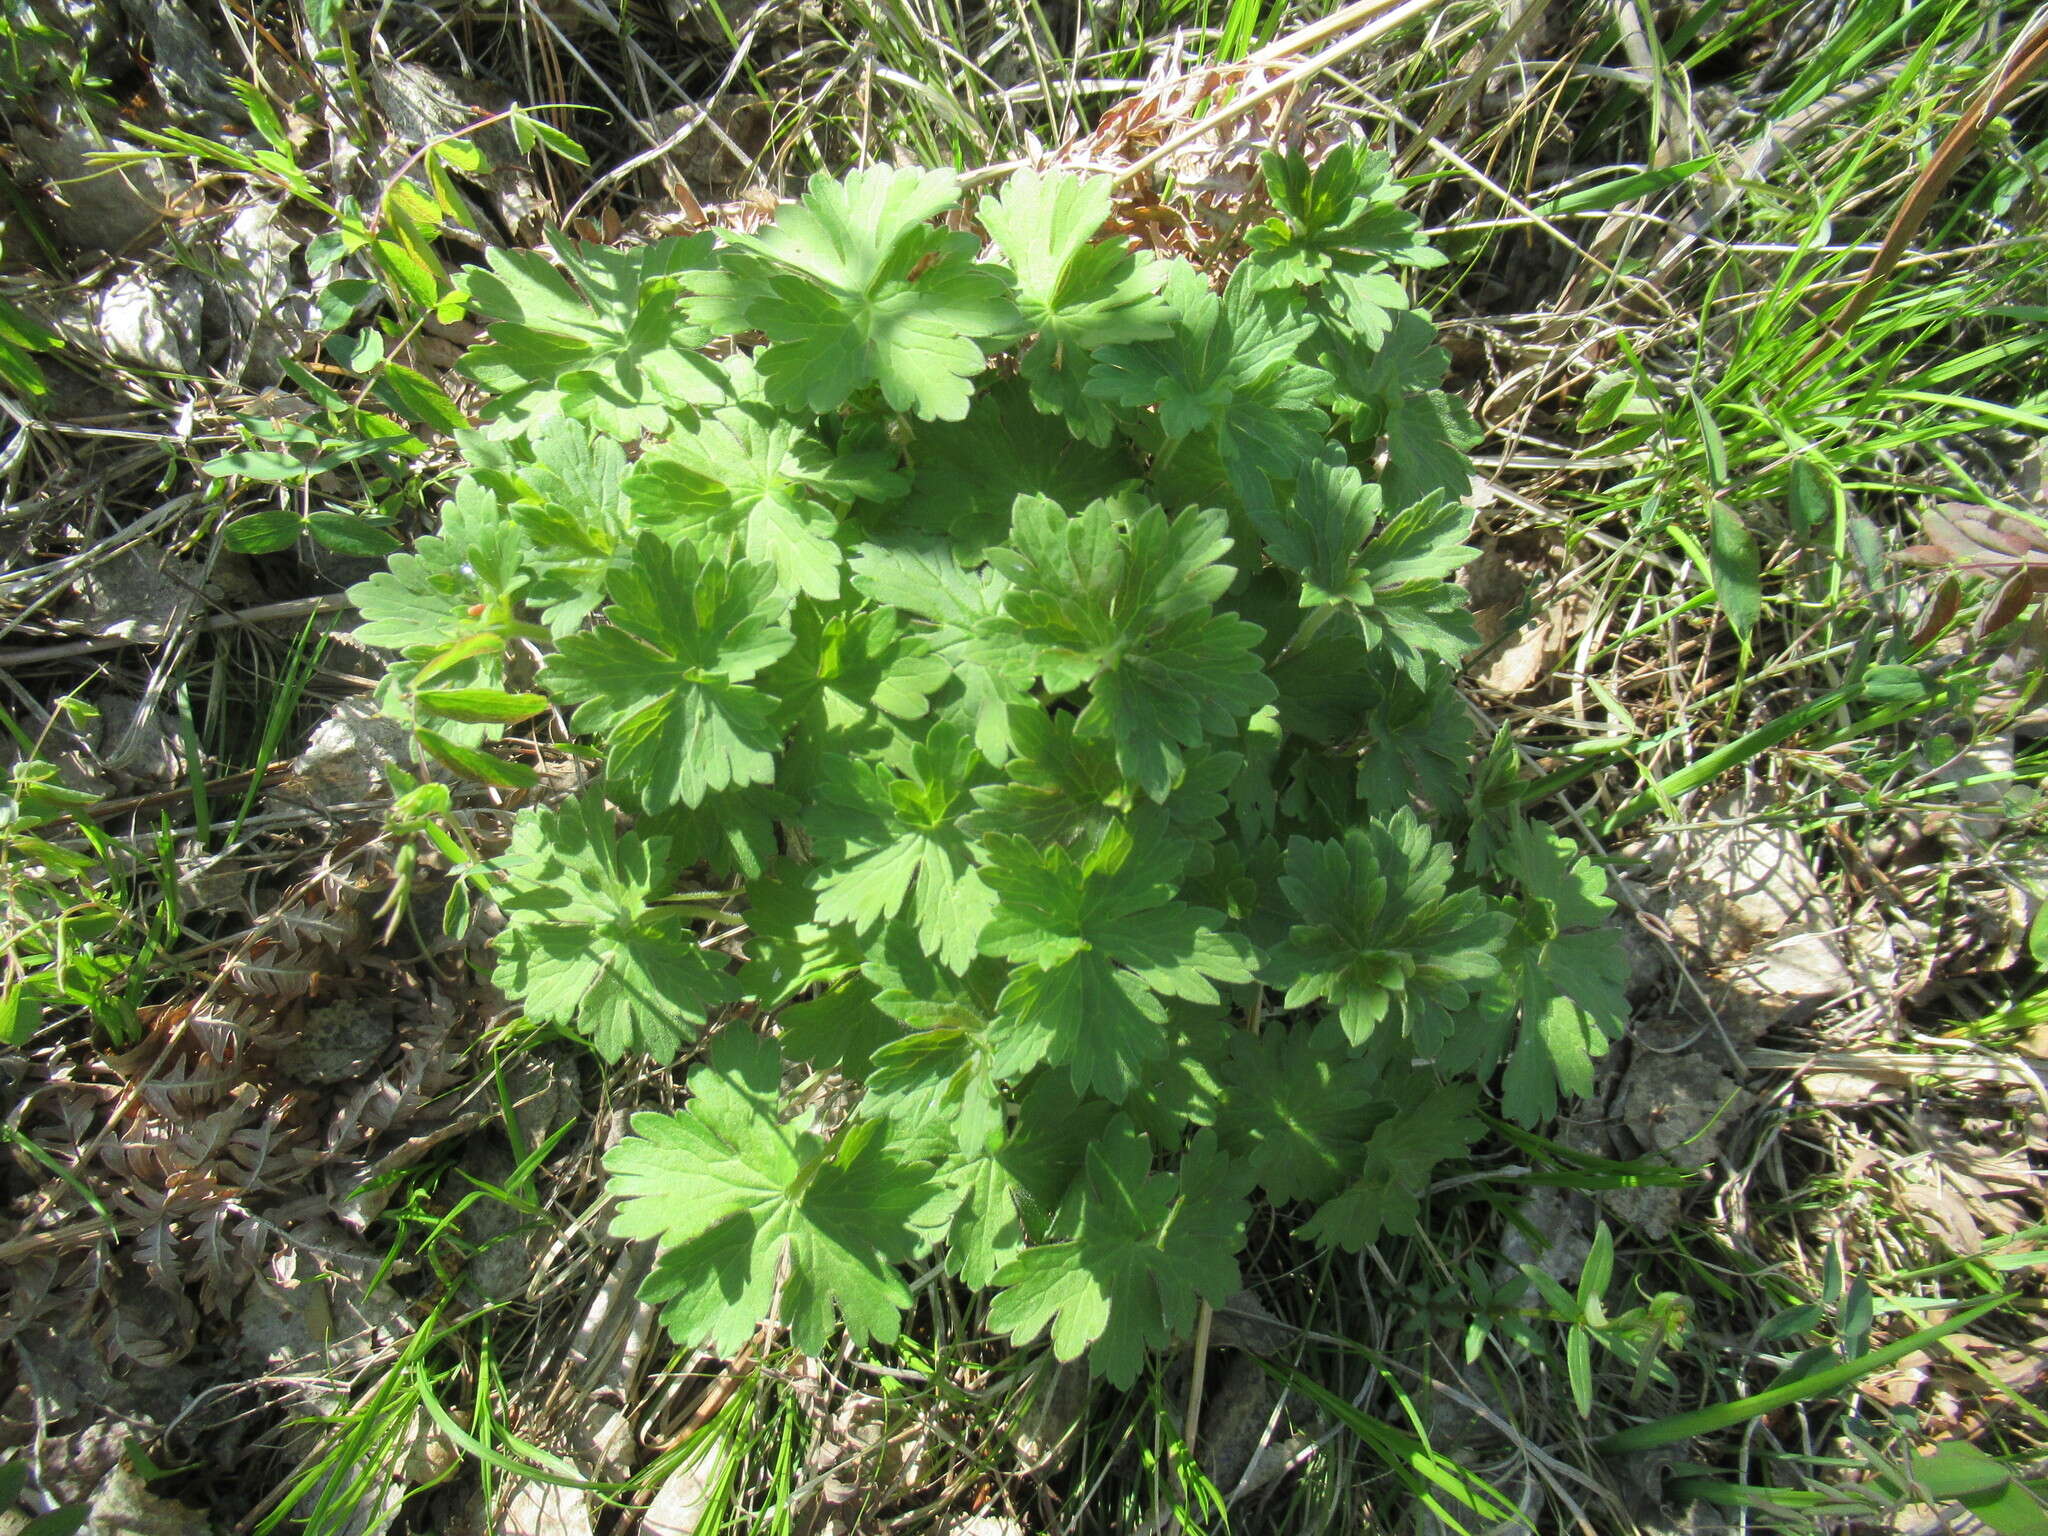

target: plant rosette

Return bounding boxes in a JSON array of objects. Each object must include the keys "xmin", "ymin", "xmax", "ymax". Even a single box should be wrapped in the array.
[{"xmin": 345, "ymin": 147, "xmax": 1631, "ymax": 1386}]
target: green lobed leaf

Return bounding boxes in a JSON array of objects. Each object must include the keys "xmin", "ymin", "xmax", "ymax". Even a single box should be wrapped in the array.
[
  {"xmin": 876, "ymin": 379, "xmax": 1139, "ymax": 560},
  {"xmin": 849, "ymin": 540, "xmax": 1037, "ymax": 762},
  {"xmin": 461, "ymin": 233, "xmax": 726, "ymax": 437},
  {"xmin": 607, "ymin": 1030, "xmax": 947, "ymax": 1354},
  {"xmin": 625, "ymin": 402, "xmax": 907, "ymax": 601},
  {"xmin": 988, "ymin": 493, "xmax": 1274, "ymax": 800},
  {"xmin": 986, "ymin": 1120, "xmax": 1250, "ymax": 1387},
  {"xmin": 808, "ymin": 719, "xmax": 997, "ymax": 972},
  {"xmin": 543, "ymin": 535, "xmax": 795, "ymax": 813},
  {"xmin": 1487, "ymin": 823, "xmax": 1631, "ymax": 1126},
  {"xmin": 978, "ymin": 821, "xmax": 1256, "ymax": 1101},
  {"xmin": 1245, "ymin": 142, "xmax": 1446, "ymax": 293},
  {"xmin": 694, "ymin": 166, "xmax": 1017, "ymax": 420},
  {"xmin": 1088, "ymin": 261, "xmax": 1332, "ymax": 498},
  {"xmin": 1297, "ymin": 1074, "xmax": 1481, "ymax": 1250},
  {"xmin": 491, "ymin": 415, "xmax": 637, "ymax": 633},
  {"xmin": 492, "ymin": 791, "xmax": 738, "ymax": 1061},
  {"xmin": 980, "ymin": 170, "xmax": 1174, "ymax": 443},
  {"xmin": 1214, "ymin": 1023, "xmax": 1384, "ymax": 1206},
  {"xmin": 1273, "ymin": 810, "xmax": 1508, "ymax": 1055}
]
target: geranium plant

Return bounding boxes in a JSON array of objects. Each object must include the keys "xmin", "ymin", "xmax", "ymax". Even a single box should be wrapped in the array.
[{"xmin": 347, "ymin": 144, "xmax": 1630, "ymax": 1386}]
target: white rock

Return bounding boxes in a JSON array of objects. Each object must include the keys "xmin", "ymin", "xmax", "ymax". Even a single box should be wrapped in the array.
[
  {"xmin": 63, "ymin": 267, "xmax": 205, "ymax": 373},
  {"xmin": 501, "ymin": 1481, "xmax": 595, "ymax": 1536},
  {"xmin": 85, "ymin": 1460, "xmax": 215, "ymax": 1535},
  {"xmin": 291, "ymin": 698, "xmax": 416, "ymax": 809},
  {"xmin": 211, "ymin": 201, "xmax": 306, "ymax": 382},
  {"xmin": 1934, "ymin": 733, "xmax": 2017, "ymax": 842},
  {"xmin": 1722, "ymin": 929, "xmax": 1855, "ymax": 1002},
  {"xmin": 13, "ymin": 105, "xmax": 178, "ymax": 251},
  {"xmin": 74, "ymin": 547, "xmax": 210, "ymax": 644},
  {"xmin": 641, "ymin": 1450, "xmax": 730, "ymax": 1536},
  {"xmin": 1653, "ymin": 795, "xmax": 1833, "ymax": 957}
]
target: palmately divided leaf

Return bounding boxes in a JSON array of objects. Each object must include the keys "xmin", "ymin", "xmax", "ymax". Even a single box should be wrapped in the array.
[
  {"xmin": 979, "ymin": 822, "xmax": 1255, "ymax": 1100},
  {"xmin": 986, "ymin": 1121, "xmax": 1249, "ymax": 1387},
  {"xmin": 1243, "ymin": 142, "xmax": 1444, "ymax": 350},
  {"xmin": 981, "ymin": 170, "xmax": 1174, "ymax": 443},
  {"xmin": 491, "ymin": 791, "xmax": 737, "ymax": 1061},
  {"xmin": 968, "ymin": 707, "xmax": 1239, "ymax": 854},
  {"xmin": 693, "ymin": 166, "xmax": 1017, "ymax": 420},
  {"xmin": 460, "ymin": 233, "xmax": 727, "ymax": 437},
  {"xmin": 1087, "ymin": 262, "xmax": 1331, "ymax": 497},
  {"xmin": 852, "ymin": 932, "xmax": 1012, "ymax": 1164},
  {"xmin": 808, "ymin": 720, "xmax": 997, "ymax": 972},
  {"xmin": 1252, "ymin": 452, "xmax": 1480, "ymax": 681},
  {"xmin": 850, "ymin": 541, "xmax": 1037, "ymax": 762},
  {"xmin": 705, "ymin": 167, "xmax": 961, "ymax": 313},
  {"xmin": 988, "ymin": 494, "xmax": 1274, "ymax": 800},
  {"xmin": 966, "ymin": 705, "xmax": 1129, "ymax": 847},
  {"xmin": 1297, "ymin": 1075, "xmax": 1480, "ymax": 1251},
  {"xmin": 1256, "ymin": 452, "xmax": 1475, "ymax": 598},
  {"xmin": 543, "ymin": 534, "xmax": 794, "ymax": 812},
  {"xmin": 1354, "ymin": 674, "xmax": 1474, "ymax": 817},
  {"xmin": 1250, "ymin": 451, "xmax": 1383, "ymax": 608},
  {"xmin": 1382, "ymin": 388, "xmax": 1482, "ymax": 512},
  {"xmin": 1214, "ymin": 1024, "xmax": 1382, "ymax": 1206},
  {"xmin": 932, "ymin": 1075, "xmax": 1111, "ymax": 1288},
  {"xmin": 607, "ymin": 1031, "xmax": 946, "ymax": 1354},
  {"xmin": 1491, "ymin": 823, "xmax": 1630, "ymax": 1125},
  {"xmin": 349, "ymin": 476, "xmax": 528, "ymax": 659},
  {"xmin": 764, "ymin": 603, "xmax": 949, "ymax": 791},
  {"xmin": 1267, "ymin": 619, "xmax": 1471, "ymax": 811},
  {"xmin": 349, "ymin": 476, "xmax": 530, "ymax": 744},
  {"xmin": 1331, "ymin": 306, "xmax": 1451, "ymax": 419},
  {"xmin": 624, "ymin": 402, "xmax": 906, "ymax": 600},
  {"xmin": 493, "ymin": 415, "xmax": 637, "ymax": 632},
  {"xmin": 1274, "ymin": 810, "xmax": 1508, "ymax": 1055}
]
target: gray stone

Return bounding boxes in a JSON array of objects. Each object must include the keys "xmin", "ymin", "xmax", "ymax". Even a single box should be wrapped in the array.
[
  {"xmin": 60, "ymin": 268, "xmax": 206, "ymax": 374},
  {"xmin": 73, "ymin": 547, "xmax": 210, "ymax": 644},
  {"xmin": 269, "ymin": 996, "xmax": 396, "ymax": 1085},
  {"xmin": 289, "ymin": 698, "xmax": 417, "ymax": 810},
  {"xmin": 86, "ymin": 1460, "xmax": 218, "ymax": 1535},
  {"xmin": 1651, "ymin": 793, "xmax": 1832, "ymax": 959},
  {"xmin": 458, "ymin": 1142, "xmax": 535, "ymax": 1305},
  {"xmin": 1604, "ymin": 1054, "xmax": 1752, "ymax": 1238},
  {"xmin": 13, "ymin": 103, "xmax": 179, "ymax": 252},
  {"xmin": 207, "ymin": 202, "xmax": 306, "ymax": 383},
  {"xmin": 1194, "ymin": 1352, "xmax": 1277, "ymax": 1495},
  {"xmin": 116, "ymin": 0, "xmax": 236, "ymax": 116},
  {"xmin": 642, "ymin": 1450, "xmax": 729, "ymax": 1536},
  {"xmin": 500, "ymin": 1482, "xmax": 595, "ymax": 1536}
]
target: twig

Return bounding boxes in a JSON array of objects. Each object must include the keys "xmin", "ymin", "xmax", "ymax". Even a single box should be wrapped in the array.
[
  {"xmin": 1644, "ymin": 58, "xmax": 1915, "ymax": 283},
  {"xmin": 0, "ymin": 592, "xmax": 350, "ymax": 667},
  {"xmin": 1111, "ymin": 0, "xmax": 1448, "ymax": 189},
  {"xmin": 34, "ymin": 762, "xmax": 294, "ymax": 834},
  {"xmin": 1794, "ymin": 9, "xmax": 2048, "ymax": 377},
  {"xmin": 1184, "ymin": 1298, "xmax": 1215, "ymax": 1456}
]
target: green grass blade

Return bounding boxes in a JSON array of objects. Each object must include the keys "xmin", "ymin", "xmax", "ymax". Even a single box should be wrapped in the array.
[
  {"xmin": 1259, "ymin": 1360, "xmax": 1519, "ymax": 1529},
  {"xmin": 1597, "ymin": 1292, "xmax": 2015, "ymax": 1454},
  {"xmin": 1602, "ymin": 685, "xmax": 1855, "ymax": 832}
]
